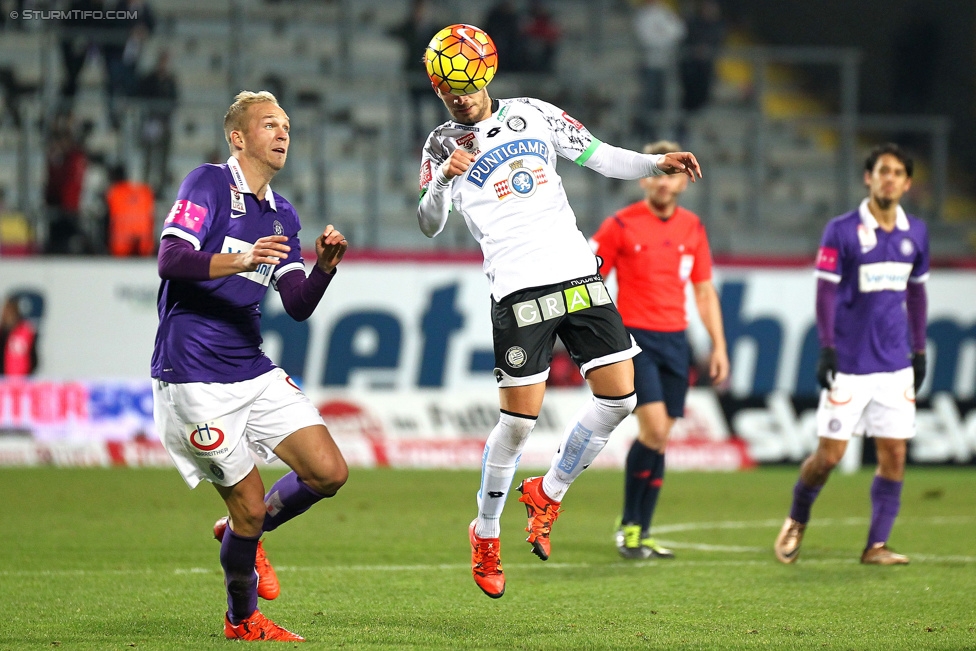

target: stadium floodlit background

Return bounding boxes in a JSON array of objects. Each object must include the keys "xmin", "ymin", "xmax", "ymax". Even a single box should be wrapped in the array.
[{"xmin": 1, "ymin": 1, "xmax": 975, "ymax": 648}]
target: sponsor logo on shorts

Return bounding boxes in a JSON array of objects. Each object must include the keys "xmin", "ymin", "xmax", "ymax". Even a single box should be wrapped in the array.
[
  {"xmin": 209, "ymin": 462, "xmax": 225, "ymax": 480},
  {"xmin": 506, "ymin": 346, "xmax": 527, "ymax": 368},
  {"xmin": 285, "ymin": 374, "xmax": 301, "ymax": 391},
  {"xmin": 564, "ymin": 286, "xmax": 591, "ymax": 313},
  {"xmin": 512, "ymin": 281, "xmax": 611, "ymax": 326},
  {"xmin": 190, "ymin": 423, "xmax": 225, "ymax": 452},
  {"xmin": 494, "ymin": 369, "xmax": 504, "ymax": 383}
]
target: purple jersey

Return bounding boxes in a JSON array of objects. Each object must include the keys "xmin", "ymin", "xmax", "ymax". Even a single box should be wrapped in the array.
[
  {"xmin": 151, "ymin": 157, "xmax": 306, "ymax": 383},
  {"xmin": 814, "ymin": 199, "xmax": 930, "ymax": 375}
]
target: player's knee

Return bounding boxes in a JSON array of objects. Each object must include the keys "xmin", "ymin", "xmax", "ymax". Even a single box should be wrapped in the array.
[
  {"xmin": 303, "ymin": 457, "xmax": 349, "ymax": 498},
  {"xmin": 234, "ymin": 502, "xmax": 269, "ymax": 535},
  {"xmin": 494, "ymin": 411, "xmax": 537, "ymax": 450},
  {"xmin": 818, "ymin": 447, "xmax": 846, "ymax": 469},
  {"xmin": 594, "ymin": 392, "xmax": 638, "ymax": 426}
]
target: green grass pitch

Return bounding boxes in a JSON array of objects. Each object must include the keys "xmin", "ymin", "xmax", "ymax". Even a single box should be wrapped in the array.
[{"xmin": 2, "ymin": 466, "xmax": 974, "ymax": 649}]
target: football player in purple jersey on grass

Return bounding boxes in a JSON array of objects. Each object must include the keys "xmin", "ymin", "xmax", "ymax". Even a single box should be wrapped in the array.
[
  {"xmin": 775, "ymin": 143, "xmax": 929, "ymax": 566},
  {"xmin": 151, "ymin": 91, "xmax": 349, "ymax": 642}
]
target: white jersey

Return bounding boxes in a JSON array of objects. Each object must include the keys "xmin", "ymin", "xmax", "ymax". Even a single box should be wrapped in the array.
[{"xmin": 418, "ymin": 97, "xmax": 606, "ymax": 301}]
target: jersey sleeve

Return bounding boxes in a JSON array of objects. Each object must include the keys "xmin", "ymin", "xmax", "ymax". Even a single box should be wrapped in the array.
[
  {"xmin": 417, "ymin": 129, "xmax": 453, "ymax": 238},
  {"xmin": 814, "ymin": 219, "xmax": 843, "ymax": 283},
  {"xmin": 272, "ymin": 204, "xmax": 306, "ymax": 284},
  {"xmin": 909, "ymin": 220, "xmax": 930, "ymax": 283},
  {"xmin": 523, "ymin": 97, "xmax": 598, "ymax": 164},
  {"xmin": 690, "ymin": 221, "xmax": 713, "ymax": 283},
  {"xmin": 161, "ymin": 165, "xmax": 221, "ymax": 250},
  {"xmin": 590, "ymin": 215, "xmax": 622, "ymax": 277}
]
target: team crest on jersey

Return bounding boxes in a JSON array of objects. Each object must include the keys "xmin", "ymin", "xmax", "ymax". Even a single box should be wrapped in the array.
[
  {"xmin": 230, "ymin": 185, "xmax": 246, "ymax": 213},
  {"xmin": 506, "ymin": 116, "xmax": 526, "ymax": 132},
  {"xmin": 456, "ymin": 131, "xmax": 480, "ymax": 154},
  {"xmin": 899, "ymin": 238, "xmax": 914, "ymax": 257},
  {"xmin": 273, "ymin": 220, "xmax": 284, "ymax": 236},
  {"xmin": 495, "ymin": 162, "xmax": 547, "ymax": 199}
]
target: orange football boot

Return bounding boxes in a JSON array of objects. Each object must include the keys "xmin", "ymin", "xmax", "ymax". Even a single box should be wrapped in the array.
[
  {"xmin": 469, "ymin": 520, "xmax": 505, "ymax": 598},
  {"xmin": 517, "ymin": 476, "xmax": 561, "ymax": 561},
  {"xmin": 223, "ymin": 611, "xmax": 305, "ymax": 642}
]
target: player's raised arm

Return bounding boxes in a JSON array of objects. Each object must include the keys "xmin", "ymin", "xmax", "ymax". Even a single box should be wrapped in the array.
[{"xmin": 581, "ymin": 141, "xmax": 703, "ymax": 182}]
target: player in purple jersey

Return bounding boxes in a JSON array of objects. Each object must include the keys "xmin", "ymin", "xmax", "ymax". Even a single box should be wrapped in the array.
[
  {"xmin": 151, "ymin": 91, "xmax": 349, "ymax": 642},
  {"xmin": 775, "ymin": 143, "xmax": 928, "ymax": 566}
]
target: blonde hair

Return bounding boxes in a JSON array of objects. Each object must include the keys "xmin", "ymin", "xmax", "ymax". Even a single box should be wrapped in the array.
[
  {"xmin": 643, "ymin": 140, "xmax": 681, "ymax": 156},
  {"xmin": 223, "ymin": 90, "xmax": 280, "ymax": 152}
]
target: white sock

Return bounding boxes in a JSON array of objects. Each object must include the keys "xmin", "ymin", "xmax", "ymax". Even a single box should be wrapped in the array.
[
  {"xmin": 543, "ymin": 392, "xmax": 637, "ymax": 502},
  {"xmin": 475, "ymin": 411, "xmax": 537, "ymax": 539}
]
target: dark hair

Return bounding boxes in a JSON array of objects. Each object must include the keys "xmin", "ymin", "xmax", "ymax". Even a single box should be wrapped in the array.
[{"xmin": 865, "ymin": 143, "xmax": 913, "ymax": 178}]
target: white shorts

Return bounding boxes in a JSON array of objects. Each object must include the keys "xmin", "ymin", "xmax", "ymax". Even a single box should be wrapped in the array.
[
  {"xmin": 816, "ymin": 367, "xmax": 916, "ymax": 441},
  {"xmin": 152, "ymin": 367, "xmax": 325, "ymax": 489}
]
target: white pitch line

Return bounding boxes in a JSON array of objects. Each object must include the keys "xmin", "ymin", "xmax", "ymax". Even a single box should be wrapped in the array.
[
  {"xmin": 2, "ymin": 551, "xmax": 975, "ymax": 580},
  {"xmin": 3, "ymin": 516, "xmax": 972, "ymax": 579},
  {"xmin": 652, "ymin": 515, "xmax": 975, "ymax": 535}
]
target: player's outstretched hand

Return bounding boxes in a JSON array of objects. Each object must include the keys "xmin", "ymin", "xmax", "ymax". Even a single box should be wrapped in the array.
[
  {"xmin": 658, "ymin": 152, "xmax": 703, "ymax": 181},
  {"xmin": 240, "ymin": 235, "xmax": 290, "ymax": 271},
  {"xmin": 441, "ymin": 149, "xmax": 477, "ymax": 179},
  {"xmin": 316, "ymin": 225, "xmax": 347, "ymax": 274}
]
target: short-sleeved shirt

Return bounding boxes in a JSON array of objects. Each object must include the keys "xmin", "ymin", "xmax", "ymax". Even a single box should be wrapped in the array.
[
  {"xmin": 151, "ymin": 156, "xmax": 306, "ymax": 384},
  {"xmin": 419, "ymin": 97, "xmax": 603, "ymax": 301},
  {"xmin": 814, "ymin": 198, "xmax": 930, "ymax": 375},
  {"xmin": 590, "ymin": 202, "xmax": 712, "ymax": 332}
]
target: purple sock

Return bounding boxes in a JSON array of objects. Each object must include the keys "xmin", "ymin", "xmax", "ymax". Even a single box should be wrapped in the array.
[
  {"xmin": 867, "ymin": 476, "xmax": 903, "ymax": 548},
  {"xmin": 220, "ymin": 526, "xmax": 259, "ymax": 624},
  {"xmin": 263, "ymin": 471, "xmax": 325, "ymax": 532},
  {"xmin": 789, "ymin": 479, "xmax": 822, "ymax": 524}
]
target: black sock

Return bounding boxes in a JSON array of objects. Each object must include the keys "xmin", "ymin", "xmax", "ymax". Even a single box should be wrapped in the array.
[
  {"xmin": 640, "ymin": 451, "xmax": 666, "ymax": 535},
  {"xmin": 622, "ymin": 439, "xmax": 660, "ymax": 526}
]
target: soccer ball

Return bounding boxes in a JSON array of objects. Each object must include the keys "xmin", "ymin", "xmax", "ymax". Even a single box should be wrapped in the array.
[{"xmin": 424, "ymin": 24, "xmax": 498, "ymax": 96}]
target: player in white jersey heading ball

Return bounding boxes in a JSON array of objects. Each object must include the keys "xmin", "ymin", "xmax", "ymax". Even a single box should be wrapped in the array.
[{"xmin": 417, "ymin": 24, "xmax": 701, "ymax": 598}]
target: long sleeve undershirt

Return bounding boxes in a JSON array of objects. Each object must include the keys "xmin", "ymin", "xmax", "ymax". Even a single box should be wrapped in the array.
[{"xmin": 157, "ymin": 236, "xmax": 335, "ymax": 321}]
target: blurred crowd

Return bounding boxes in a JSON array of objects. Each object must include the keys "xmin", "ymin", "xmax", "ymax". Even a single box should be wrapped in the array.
[
  {"xmin": 0, "ymin": 0, "xmax": 728, "ymax": 257},
  {"xmin": 0, "ymin": 0, "xmax": 176, "ymax": 257}
]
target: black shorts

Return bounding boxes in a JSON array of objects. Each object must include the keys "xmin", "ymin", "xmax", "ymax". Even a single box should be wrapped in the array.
[
  {"xmin": 629, "ymin": 328, "xmax": 691, "ymax": 417},
  {"xmin": 491, "ymin": 275, "xmax": 639, "ymax": 387}
]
